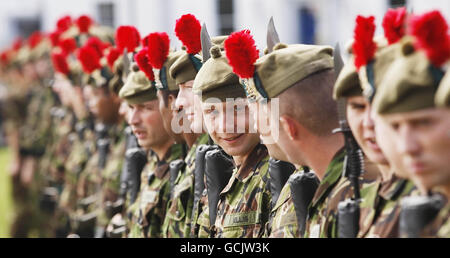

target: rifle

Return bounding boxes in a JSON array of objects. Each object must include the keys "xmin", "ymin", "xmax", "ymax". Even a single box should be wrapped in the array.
[
  {"xmin": 205, "ymin": 148, "xmax": 234, "ymax": 237},
  {"xmin": 169, "ymin": 159, "xmax": 186, "ymax": 199},
  {"xmin": 399, "ymin": 193, "xmax": 445, "ymax": 237},
  {"xmin": 289, "ymin": 169, "xmax": 320, "ymax": 236},
  {"xmin": 118, "ymin": 127, "xmax": 136, "ymax": 198},
  {"xmin": 191, "ymin": 144, "xmax": 218, "ymax": 237},
  {"xmin": 333, "ymin": 43, "xmax": 365, "ymax": 238},
  {"xmin": 268, "ymin": 158, "xmax": 296, "ymax": 209},
  {"xmin": 125, "ymin": 147, "xmax": 147, "ymax": 204}
]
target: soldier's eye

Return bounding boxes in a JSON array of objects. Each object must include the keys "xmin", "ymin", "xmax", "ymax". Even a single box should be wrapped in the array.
[{"xmin": 349, "ymin": 103, "xmax": 365, "ymax": 110}]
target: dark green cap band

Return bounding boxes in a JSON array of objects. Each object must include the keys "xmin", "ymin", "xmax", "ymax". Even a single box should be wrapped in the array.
[{"xmin": 200, "ymin": 83, "xmax": 247, "ymax": 102}]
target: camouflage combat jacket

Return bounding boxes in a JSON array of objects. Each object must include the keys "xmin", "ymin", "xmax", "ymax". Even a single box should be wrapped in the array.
[
  {"xmin": 19, "ymin": 85, "xmax": 55, "ymax": 157},
  {"xmin": 424, "ymin": 202, "xmax": 450, "ymax": 237},
  {"xmin": 59, "ymin": 121, "xmax": 95, "ymax": 213},
  {"xmin": 97, "ymin": 123, "xmax": 128, "ymax": 228},
  {"xmin": 162, "ymin": 133, "xmax": 208, "ymax": 238},
  {"xmin": 304, "ymin": 148, "xmax": 378, "ymax": 238},
  {"xmin": 304, "ymin": 148, "xmax": 346, "ymax": 238},
  {"xmin": 358, "ymin": 175, "xmax": 416, "ymax": 238},
  {"xmin": 214, "ymin": 144, "xmax": 271, "ymax": 238},
  {"xmin": 128, "ymin": 143, "xmax": 184, "ymax": 238}
]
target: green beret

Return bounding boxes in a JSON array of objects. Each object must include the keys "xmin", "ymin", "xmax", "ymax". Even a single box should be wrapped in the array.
[
  {"xmin": 169, "ymin": 52, "xmax": 202, "ymax": 86},
  {"xmin": 119, "ymin": 64, "xmax": 157, "ymax": 104},
  {"xmin": 373, "ymin": 41, "xmax": 441, "ymax": 114},
  {"xmin": 435, "ymin": 69, "xmax": 450, "ymax": 107},
  {"xmin": 193, "ymin": 46, "xmax": 246, "ymax": 102},
  {"xmin": 247, "ymin": 43, "xmax": 334, "ymax": 100},
  {"xmin": 155, "ymin": 50, "xmax": 184, "ymax": 91},
  {"xmin": 333, "ymin": 56, "xmax": 361, "ymax": 99}
]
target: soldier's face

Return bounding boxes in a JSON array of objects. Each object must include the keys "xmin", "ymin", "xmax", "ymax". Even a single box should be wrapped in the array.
[
  {"xmin": 202, "ymin": 99, "xmax": 259, "ymax": 159},
  {"xmin": 118, "ymin": 100, "xmax": 129, "ymax": 121},
  {"xmin": 376, "ymin": 108, "xmax": 450, "ymax": 193},
  {"xmin": 250, "ymin": 100, "xmax": 288, "ymax": 161},
  {"xmin": 53, "ymin": 73, "xmax": 72, "ymax": 106},
  {"xmin": 157, "ymin": 90, "xmax": 184, "ymax": 143},
  {"xmin": 128, "ymin": 99, "xmax": 170, "ymax": 151},
  {"xmin": 346, "ymin": 96, "xmax": 388, "ymax": 165},
  {"xmin": 88, "ymin": 86, "xmax": 120, "ymax": 123},
  {"xmin": 174, "ymin": 80, "xmax": 195, "ymax": 131}
]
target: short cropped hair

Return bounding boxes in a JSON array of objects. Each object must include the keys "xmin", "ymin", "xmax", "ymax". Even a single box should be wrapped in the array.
[{"xmin": 278, "ymin": 68, "xmax": 339, "ymax": 136}]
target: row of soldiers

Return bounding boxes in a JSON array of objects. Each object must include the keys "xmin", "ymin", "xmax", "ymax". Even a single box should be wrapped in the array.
[{"xmin": 0, "ymin": 6, "xmax": 449, "ymax": 238}]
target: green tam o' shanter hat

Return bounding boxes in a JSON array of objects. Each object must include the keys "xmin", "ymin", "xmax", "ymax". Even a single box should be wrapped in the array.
[
  {"xmin": 435, "ymin": 69, "xmax": 450, "ymax": 107},
  {"xmin": 193, "ymin": 46, "xmax": 246, "ymax": 101},
  {"xmin": 333, "ymin": 37, "xmax": 401, "ymax": 100},
  {"xmin": 154, "ymin": 50, "xmax": 184, "ymax": 91},
  {"xmin": 234, "ymin": 42, "xmax": 334, "ymax": 101},
  {"xmin": 373, "ymin": 41, "xmax": 445, "ymax": 114},
  {"xmin": 118, "ymin": 63, "xmax": 157, "ymax": 104},
  {"xmin": 333, "ymin": 55, "xmax": 361, "ymax": 100},
  {"xmin": 169, "ymin": 52, "xmax": 202, "ymax": 86}
]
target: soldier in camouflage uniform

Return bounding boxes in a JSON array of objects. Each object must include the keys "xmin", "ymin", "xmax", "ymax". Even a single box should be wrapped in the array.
[
  {"xmin": 192, "ymin": 40, "xmax": 273, "ymax": 238},
  {"xmin": 223, "ymin": 31, "xmax": 371, "ymax": 238},
  {"xmin": 331, "ymin": 10, "xmax": 419, "ymax": 238},
  {"xmin": 161, "ymin": 14, "xmax": 211, "ymax": 238},
  {"xmin": 118, "ymin": 57, "xmax": 183, "ymax": 238},
  {"xmin": 9, "ymin": 33, "xmax": 57, "ymax": 237},
  {"xmin": 370, "ymin": 10, "xmax": 450, "ymax": 237}
]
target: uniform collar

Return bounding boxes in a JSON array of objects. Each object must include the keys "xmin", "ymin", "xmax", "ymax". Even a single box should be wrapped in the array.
[{"xmin": 310, "ymin": 147, "xmax": 346, "ymax": 208}]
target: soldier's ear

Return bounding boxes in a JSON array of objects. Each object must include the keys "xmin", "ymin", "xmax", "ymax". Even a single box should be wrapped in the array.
[{"xmin": 279, "ymin": 115, "xmax": 297, "ymax": 140}]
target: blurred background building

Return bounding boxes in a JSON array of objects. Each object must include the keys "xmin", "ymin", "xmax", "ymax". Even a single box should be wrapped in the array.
[{"xmin": 1, "ymin": 0, "xmax": 450, "ymax": 57}]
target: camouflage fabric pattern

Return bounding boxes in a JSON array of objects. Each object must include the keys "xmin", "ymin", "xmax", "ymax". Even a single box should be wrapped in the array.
[
  {"xmin": 424, "ymin": 202, "xmax": 450, "ymax": 237},
  {"xmin": 267, "ymin": 169, "xmax": 302, "ymax": 238},
  {"xmin": 97, "ymin": 125, "xmax": 127, "ymax": 229},
  {"xmin": 58, "ymin": 124, "xmax": 95, "ymax": 224},
  {"xmin": 214, "ymin": 144, "xmax": 272, "ymax": 238},
  {"xmin": 162, "ymin": 133, "xmax": 208, "ymax": 238},
  {"xmin": 128, "ymin": 143, "xmax": 184, "ymax": 238},
  {"xmin": 304, "ymin": 148, "xmax": 347, "ymax": 238},
  {"xmin": 304, "ymin": 148, "xmax": 378, "ymax": 238},
  {"xmin": 195, "ymin": 193, "xmax": 211, "ymax": 238},
  {"xmin": 358, "ymin": 175, "xmax": 416, "ymax": 238},
  {"xmin": 19, "ymin": 85, "xmax": 55, "ymax": 157}
]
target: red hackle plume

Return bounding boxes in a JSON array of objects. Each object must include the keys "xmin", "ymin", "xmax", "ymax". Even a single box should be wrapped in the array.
[
  {"xmin": 58, "ymin": 38, "xmax": 77, "ymax": 55},
  {"xmin": 410, "ymin": 10, "xmax": 450, "ymax": 67},
  {"xmin": 144, "ymin": 32, "xmax": 170, "ymax": 69},
  {"xmin": 85, "ymin": 37, "xmax": 108, "ymax": 58},
  {"xmin": 28, "ymin": 31, "xmax": 43, "ymax": 49},
  {"xmin": 1, "ymin": 51, "xmax": 10, "ymax": 66},
  {"xmin": 76, "ymin": 15, "xmax": 93, "ymax": 33},
  {"xmin": 174, "ymin": 14, "xmax": 201, "ymax": 54},
  {"xmin": 115, "ymin": 26, "xmax": 141, "ymax": 53},
  {"xmin": 224, "ymin": 30, "xmax": 259, "ymax": 79},
  {"xmin": 352, "ymin": 15, "xmax": 377, "ymax": 70},
  {"xmin": 49, "ymin": 31, "xmax": 61, "ymax": 47},
  {"xmin": 51, "ymin": 51, "xmax": 70, "ymax": 75},
  {"xmin": 57, "ymin": 16, "xmax": 72, "ymax": 32},
  {"xmin": 382, "ymin": 7, "xmax": 407, "ymax": 44},
  {"xmin": 135, "ymin": 48, "xmax": 155, "ymax": 81},
  {"xmin": 12, "ymin": 38, "xmax": 23, "ymax": 51},
  {"xmin": 106, "ymin": 47, "xmax": 122, "ymax": 71},
  {"xmin": 77, "ymin": 45, "xmax": 101, "ymax": 73}
]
